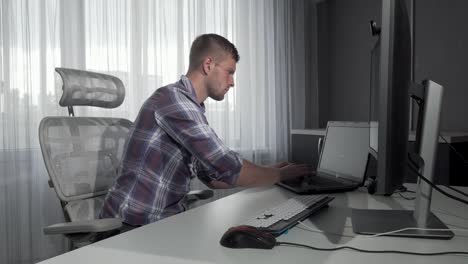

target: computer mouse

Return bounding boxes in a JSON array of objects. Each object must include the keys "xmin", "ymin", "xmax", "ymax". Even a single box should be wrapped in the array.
[{"xmin": 219, "ymin": 225, "xmax": 277, "ymax": 249}]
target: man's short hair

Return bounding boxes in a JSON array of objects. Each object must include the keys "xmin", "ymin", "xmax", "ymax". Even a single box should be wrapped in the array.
[{"xmin": 188, "ymin": 34, "xmax": 239, "ymax": 70}]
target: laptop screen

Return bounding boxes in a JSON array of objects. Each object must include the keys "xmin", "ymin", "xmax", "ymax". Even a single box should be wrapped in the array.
[{"xmin": 317, "ymin": 122, "xmax": 369, "ymax": 183}]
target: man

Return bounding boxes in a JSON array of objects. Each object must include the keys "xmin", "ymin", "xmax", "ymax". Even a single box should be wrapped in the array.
[{"xmin": 100, "ymin": 34, "xmax": 310, "ymax": 227}]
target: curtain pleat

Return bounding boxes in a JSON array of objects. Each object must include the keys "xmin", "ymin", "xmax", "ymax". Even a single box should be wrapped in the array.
[{"xmin": 0, "ymin": 1, "xmax": 307, "ymax": 262}]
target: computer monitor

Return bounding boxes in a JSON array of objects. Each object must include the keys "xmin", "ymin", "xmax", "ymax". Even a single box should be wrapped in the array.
[
  {"xmin": 369, "ymin": 0, "xmax": 411, "ymax": 195},
  {"xmin": 352, "ymin": 0, "xmax": 453, "ymax": 239}
]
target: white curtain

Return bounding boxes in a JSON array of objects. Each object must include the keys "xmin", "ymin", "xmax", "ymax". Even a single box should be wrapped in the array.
[{"xmin": 0, "ymin": 0, "xmax": 307, "ymax": 263}]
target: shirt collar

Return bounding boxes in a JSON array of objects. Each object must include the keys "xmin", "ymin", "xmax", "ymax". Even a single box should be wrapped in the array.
[{"xmin": 179, "ymin": 75, "xmax": 205, "ymax": 113}]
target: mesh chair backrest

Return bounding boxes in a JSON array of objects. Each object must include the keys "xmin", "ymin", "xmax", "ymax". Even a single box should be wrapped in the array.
[
  {"xmin": 64, "ymin": 196, "xmax": 106, "ymax": 222},
  {"xmin": 39, "ymin": 117, "xmax": 133, "ymax": 202},
  {"xmin": 56, "ymin": 68, "xmax": 125, "ymax": 108}
]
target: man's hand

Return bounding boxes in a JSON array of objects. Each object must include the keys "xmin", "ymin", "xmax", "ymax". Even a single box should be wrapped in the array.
[
  {"xmin": 234, "ymin": 160, "xmax": 314, "ymax": 187},
  {"xmin": 205, "ymin": 180, "xmax": 232, "ymax": 189},
  {"xmin": 269, "ymin": 161, "xmax": 289, "ymax": 168},
  {"xmin": 277, "ymin": 163, "xmax": 314, "ymax": 182}
]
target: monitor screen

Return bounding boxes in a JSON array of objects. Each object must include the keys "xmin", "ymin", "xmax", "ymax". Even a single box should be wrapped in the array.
[{"xmin": 318, "ymin": 122, "xmax": 369, "ymax": 183}]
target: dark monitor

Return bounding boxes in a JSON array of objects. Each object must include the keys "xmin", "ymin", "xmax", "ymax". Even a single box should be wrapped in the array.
[
  {"xmin": 352, "ymin": 0, "xmax": 453, "ymax": 239},
  {"xmin": 369, "ymin": 0, "xmax": 411, "ymax": 195}
]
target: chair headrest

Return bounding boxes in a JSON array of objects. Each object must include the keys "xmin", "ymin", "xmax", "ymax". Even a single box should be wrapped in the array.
[{"xmin": 56, "ymin": 68, "xmax": 125, "ymax": 109}]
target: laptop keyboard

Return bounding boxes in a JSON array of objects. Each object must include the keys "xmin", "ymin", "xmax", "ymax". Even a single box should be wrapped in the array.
[{"xmin": 305, "ymin": 176, "xmax": 345, "ymax": 187}]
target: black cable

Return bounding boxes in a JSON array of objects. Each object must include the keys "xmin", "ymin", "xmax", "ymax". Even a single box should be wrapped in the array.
[
  {"xmin": 442, "ymin": 185, "xmax": 468, "ymax": 199},
  {"xmin": 406, "ymin": 153, "xmax": 468, "ymax": 198},
  {"xmin": 407, "ymin": 157, "xmax": 468, "ymax": 205},
  {"xmin": 276, "ymin": 242, "xmax": 468, "ymax": 256},
  {"xmin": 395, "ymin": 185, "xmax": 415, "ymax": 194},
  {"xmin": 435, "ymin": 137, "xmax": 468, "ymax": 198},
  {"xmin": 407, "ymin": 155, "xmax": 468, "ymax": 200},
  {"xmin": 396, "ymin": 185, "xmax": 408, "ymax": 192},
  {"xmin": 410, "ymin": 94, "xmax": 423, "ymax": 106},
  {"xmin": 409, "ymin": 95, "xmax": 468, "ymax": 197},
  {"xmin": 397, "ymin": 192, "xmax": 416, "ymax": 200},
  {"xmin": 393, "ymin": 185, "xmax": 416, "ymax": 200},
  {"xmin": 407, "ymin": 157, "xmax": 468, "ymax": 204},
  {"xmin": 439, "ymin": 134, "xmax": 468, "ymax": 165}
]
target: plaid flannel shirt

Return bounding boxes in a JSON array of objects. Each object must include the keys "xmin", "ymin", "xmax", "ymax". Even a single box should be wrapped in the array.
[{"xmin": 100, "ymin": 76, "xmax": 242, "ymax": 226}]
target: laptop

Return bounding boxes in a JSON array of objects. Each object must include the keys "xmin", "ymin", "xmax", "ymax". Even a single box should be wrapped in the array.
[{"xmin": 279, "ymin": 121, "xmax": 370, "ymax": 194}]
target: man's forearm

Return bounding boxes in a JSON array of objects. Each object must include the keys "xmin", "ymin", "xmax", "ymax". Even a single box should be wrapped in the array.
[
  {"xmin": 207, "ymin": 159, "xmax": 309, "ymax": 189},
  {"xmin": 234, "ymin": 159, "xmax": 280, "ymax": 187},
  {"xmin": 206, "ymin": 160, "xmax": 278, "ymax": 189}
]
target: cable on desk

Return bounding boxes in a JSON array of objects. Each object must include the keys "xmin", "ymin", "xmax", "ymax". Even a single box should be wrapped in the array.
[
  {"xmin": 442, "ymin": 185, "xmax": 468, "ymax": 198},
  {"xmin": 410, "ymin": 94, "xmax": 468, "ymax": 168},
  {"xmin": 407, "ymin": 156, "xmax": 468, "ymax": 206},
  {"xmin": 392, "ymin": 185, "xmax": 416, "ymax": 200},
  {"xmin": 436, "ymin": 135, "xmax": 468, "ymax": 197},
  {"xmin": 395, "ymin": 185, "xmax": 416, "ymax": 194},
  {"xmin": 407, "ymin": 154, "xmax": 468, "ymax": 199},
  {"xmin": 275, "ymin": 242, "xmax": 468, "ymax": 256},
  {"xmin": 439, "ymin": 134, "xmax": 468, "ymax": 166},
  {"xmin": 396, "ymin": 192, "xmax": 416, "ymax": 200},
  {"xmin": 410, "ymin": 95, "xmax": 468, "ymax": 197}
]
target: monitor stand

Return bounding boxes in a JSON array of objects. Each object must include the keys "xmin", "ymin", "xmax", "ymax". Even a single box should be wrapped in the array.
[
  {"xmin": 352, "ymin": 80, "xmax": 453, "ymax": 239},
  {"xmin": 352, "ymin": 209, "xmax": 453, "ymax": 239}
]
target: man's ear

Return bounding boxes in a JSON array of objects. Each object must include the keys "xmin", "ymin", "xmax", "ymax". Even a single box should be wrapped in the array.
[{"xmin": 202, "ymin": 57, "xmax": 213, "ymax": 75}]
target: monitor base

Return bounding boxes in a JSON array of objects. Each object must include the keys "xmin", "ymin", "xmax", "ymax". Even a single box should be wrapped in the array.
[{"xmin": 352, "ymin": 209, "xmax": 454, "ymax": 239}]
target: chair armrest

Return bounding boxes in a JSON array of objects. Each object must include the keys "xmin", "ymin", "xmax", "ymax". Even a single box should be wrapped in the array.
[
  {"xmin": 186, "ymin": 189, "xmax": 214, "ymax": 201},
  {"xmin": 44, "ymin": 218, "xmax": 122, "ymax": 235}
]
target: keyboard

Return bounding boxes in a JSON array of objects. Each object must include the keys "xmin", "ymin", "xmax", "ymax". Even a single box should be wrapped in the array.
[{"xmin": 242, "ymin": 194, "xmax": 334, "ymax": 235}]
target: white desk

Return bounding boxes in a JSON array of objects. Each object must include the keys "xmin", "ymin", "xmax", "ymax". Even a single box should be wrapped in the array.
[{"xmin": 39, "ymin": 185, "xmax": 468, "ymax": 264}]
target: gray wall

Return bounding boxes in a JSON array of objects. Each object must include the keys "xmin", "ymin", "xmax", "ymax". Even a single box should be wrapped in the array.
[
  {"xmin": 319, "ymin": 0, "xmax": 379, "ymax": 125},
  {"xmin": 309, "ymin": 0, "xmax": 468, "ymax": 132},
  {"xmin": 415, "ymin": 0, "xmax": 468, "ymax": 131}
]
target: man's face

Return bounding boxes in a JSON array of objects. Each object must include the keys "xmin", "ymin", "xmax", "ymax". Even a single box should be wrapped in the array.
[{"xmin": 206, "ymin": 56, "xmax": 236, "ymax": 101}]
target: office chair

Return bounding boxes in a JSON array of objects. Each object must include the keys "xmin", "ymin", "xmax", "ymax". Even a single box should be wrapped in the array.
[{"xmin": 39, "ymin": 68, "xmax": 213, "ymax": 249}]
